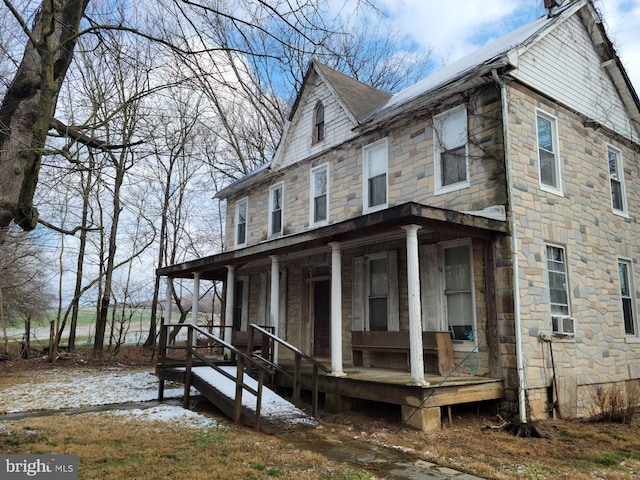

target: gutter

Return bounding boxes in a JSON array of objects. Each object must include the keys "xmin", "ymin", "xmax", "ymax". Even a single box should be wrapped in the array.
[{"xmin": 492, "ymin": 68, "xmax": 528, "ymax": 424}]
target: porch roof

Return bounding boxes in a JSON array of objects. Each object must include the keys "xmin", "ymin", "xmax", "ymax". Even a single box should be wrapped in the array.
[{"xmin": 157, "ymin": 202, "xmax": 508, "ymax": 280}]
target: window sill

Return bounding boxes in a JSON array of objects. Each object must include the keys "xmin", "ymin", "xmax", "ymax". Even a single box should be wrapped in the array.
[
  {"xmin": 551, "ymin": 334, "xmax": 575, "ymax": 343},
  {"xmin": 625, "ymin": 337, "xmax": 640, "ymax": 344},
  {"xmin": 540, "ymin": 185, "xmax": 564, "ymax": 197},
  {"xmin": 452, "ymin": 341, "xmax": 476, "ymax": 352},
  {"xmin": 363, "ymin": 203, "xmax": 388, "ymax": 215},
  {"xmin": 434, "ymin": 181, "xmax": 470, "ymax": 196},
  {"xmin": 612, "ymin": 209, "xmax": 630, "ymax": 219}
]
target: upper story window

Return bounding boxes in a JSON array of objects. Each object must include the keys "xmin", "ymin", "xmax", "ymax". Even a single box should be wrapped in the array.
[
  {"xmin": 313, "ymin": 102, "xmax": 325, "ymax": 143},
  {"xmin": 310, "ymin": 164, "xmax": 328, "ymax": 226},
  {"xmin": 536, "ymin": 110, "xmax": 562, "ymax": 195},
  {"xmin": 434, "ymin": 105, "xmax": 469, "ymax": 194},
  {"xmin": 363, "ymin": 138, "xmax": 388, "ymax": 213},
  {"xmin": 443, "ymin": 241, "xmax": 475, "ymax": 342},
  {"xmin": 608, "ymin": 145, "xmax": 627, "ymax": 215},
  {"xmin": 235, "ymin": 197, "xmax": 248, "ymax": 247},
  {"xmin": 268, "ymin": 183, "xmax": 283, "ymax": 236},
  {"xmin": 618, "ymin": 259, "xmax": 637, "ymax": 336}
]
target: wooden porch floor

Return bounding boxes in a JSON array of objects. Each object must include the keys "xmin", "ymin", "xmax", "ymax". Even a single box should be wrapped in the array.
[{"xmin": 275, "ymin": 362, "xmax": 504, "ymax": 410}]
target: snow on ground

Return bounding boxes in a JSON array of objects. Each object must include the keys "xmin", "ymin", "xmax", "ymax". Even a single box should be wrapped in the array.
[
  {"xmin": 189, "ymin": 366, "xmax": 319, "ymax": 428},
  {"xmin": 0, "ymin": 367, "xmax": 215, "ymax": 429}
]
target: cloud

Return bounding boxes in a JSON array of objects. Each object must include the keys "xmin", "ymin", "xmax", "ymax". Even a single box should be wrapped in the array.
[{"xmin": 374, "ymin": 0, "xmax": 640, "ymax": 91}]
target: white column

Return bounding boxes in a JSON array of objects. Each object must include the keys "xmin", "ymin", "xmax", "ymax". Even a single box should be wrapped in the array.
[
  {"xmin": 328, "ymin": 242, "xmax": 346, "ymax": 376},
  {"xmin": 270, "ymin": 255, "xmax": 280, "ymax": 363},
  {"xmin": 191, "ymin": 272, "xmax": 200, "ymax": 347},
  {"xmin": 164, "ymin": 279, "xmax": 173, "ymax": 326},
  {"xmin": 224, "ymin": 265, "xmax": 235, "ymax": 345},
  {"xmin": 403, "ymin": 225, "xmax": 428, "ymax": 386}
]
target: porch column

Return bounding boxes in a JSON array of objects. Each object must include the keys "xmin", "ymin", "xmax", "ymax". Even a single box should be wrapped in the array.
[
  {"xmin": 403, "ymin": 225, "xmax": 427, "ymax": 386},
  {"xmin": 270, "ymin": 255, "xmax": 280, "ymax": 363},
  {"xmin": 164, "ymin": 279, "xmax": 173, "ymax": 326},
  {"xmin": 191, "ymin": 272, "xmax": 200, "ymax": 347},
  {"xmin": 224, "ymin": 265, "xmax": 235, "ymax": 346},
  {"xmin": 328, "ymin": 242, "xmax": 346, "ymax": 377}
]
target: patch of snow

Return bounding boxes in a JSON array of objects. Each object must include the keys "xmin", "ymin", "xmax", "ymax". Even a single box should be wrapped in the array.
[
  {"xmin": 100, "ymin": 404, "xmax": 219, "ymax": 429},
  {"xmin": 0, "ymin": 368, "xmax": 184, "ymax": 414},
  {"xmin": 188, "ymin": 366, "xmax": 319, "ymax": 428}
]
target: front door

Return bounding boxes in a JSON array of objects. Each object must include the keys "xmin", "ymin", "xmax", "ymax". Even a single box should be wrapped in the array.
[{"xmin": 312, "ymin": 279, "xmax": 331, "ymax": 357}]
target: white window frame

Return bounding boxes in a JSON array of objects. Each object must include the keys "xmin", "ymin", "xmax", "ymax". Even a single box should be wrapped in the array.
[
  {"xmin": 440, "ymin": 239, "xmax": 477, "ymax": 350},
  {"xmin": 310, "ymin": 163, "xmax": 329, "ymax": 227},
  {"xmin": 362, "ymin": 138, "xmax": 388, "ymax": 214},
  {"xmin": 235, "ymin": 197, "xmax": 248, "ymax": 248},
  {"xmin": 618, "ymin": 258, "xmax": 637, "ymax": 337},
  {"xmin": 434, "ymin": 105, "xmax": 469, "ymax": 195},
  {"xmin": 313, "ymin": 102, "xmax": 325, "ymax": 144},
  {"xmin": 545, "ymin": 244, "xmax": 572, "ymax": 338},
  {"xmin": 608, "ymin": 144, "xmax": 628, "ymax": 216},
  {"xmin": 536, "ymin": 109, "xmax": 563, "ymax": 196},
  {"xmin": 268, "ymin": 182, "xmax": 284, "ymax": 236}
]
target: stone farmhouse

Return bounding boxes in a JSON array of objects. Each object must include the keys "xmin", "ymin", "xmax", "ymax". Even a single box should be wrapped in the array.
[{"xmin": 158, "ymin": 0, "xmax": 640, "ymax": 428}]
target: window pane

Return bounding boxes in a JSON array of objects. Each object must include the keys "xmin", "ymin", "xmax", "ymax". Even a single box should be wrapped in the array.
[
  {"xmin": 444, "ymin": 246, "xmax": 471, "ymax": 291},
  {"xmin": 314, "ymin": 194, "xmax": 326, "ymax": 222},
  {"xmin": 272, "ymin": 188, "xmax": 282, "ymax": 210},
  {"xmin": 440, "ymin": 109, "xmax": 466, "ymax": 150},
  {"xmin": 619, "ymin": 262, "xmax": 630, "ymax": 296},
  {"xmin": 540, "ymin": 150, "xmax": 557, "ymax": 188},
  {"xmin": 608, "ymin": 149, "xmax": 619, "ymax": 177},
  {"xmin": 369, "ymin": 298, "xmax": 388, "ymax": 331},
  {"xmin": 237, "ymin": 223, "xmax": 246, "ymax": 245},
  {"xmin": 547, "ymin": 246, "xmax": 569, "ymax": 316},
  {"xmin": 368, "ymin": 174, "xmax": 386, "ymax": 207},
  {"xmin": 314, "ymin": 169, "xmax": 327, "ymax": 195},
  {"xmin": 367, "ymin": 146, "xmax": 386, "ymax": 177},
  {"xmin": 272, "ymin": 210, "xmax": 281, "ymax": 234},
  {"xmin": 441, "ymin": 146, "xmax": 466, "ymax": 186},
  {"xmin": 537, "ymin": 116, "xmax": 553, "ymax": 152},
  {"xmin": 369, "ymin": 258, "xmax": 388, "ymax": 297},
  {"xmin": 611, "ymin": 180, "xmax": 623, "ymax": 211},
  {"xmin": 623, "ymin": 298, "xmax": 635, "ymax": 335}
]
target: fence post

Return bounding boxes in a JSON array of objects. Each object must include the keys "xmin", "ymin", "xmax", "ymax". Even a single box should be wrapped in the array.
[
  {"xmin": 234, "ymin": 356, "xmax": 244, "ymax": 423},
  {"xmin": 183, "ymin": 326, "xmax": 193, "ymax": 409}
]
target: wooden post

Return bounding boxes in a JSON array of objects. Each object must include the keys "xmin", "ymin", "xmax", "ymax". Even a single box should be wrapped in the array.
[
  {"xmin": 256, "ymin": 369, "xmax": 264, "ymax": 431},
  {"xmin": 312, "ymin": 365, "xmax": 319, "ymax": 418},
  {"xmin": 234, "ymin": 357, "xmax": 244, "ymax": 423},
  {"xmin": 293, "ymin": 354, "xmax": 302, "ymax": 405},
  {"xmin": 158, "ymin": 321, "xmax": 167, "ymax": 401},
  {"xmin": 183, "ymin": 326, "xmax": 193, "ymax": 409}
]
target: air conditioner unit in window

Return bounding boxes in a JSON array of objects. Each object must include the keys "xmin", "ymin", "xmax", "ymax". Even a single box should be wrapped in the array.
[{"xmin": 552, "ymin": 315, "xmax": 575, "ymax": 337}]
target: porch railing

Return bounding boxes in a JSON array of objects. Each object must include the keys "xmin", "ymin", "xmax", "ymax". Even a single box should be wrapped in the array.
[
  {"xmin": 248, "ymin": 324, "xmax": 331, "ymax": 417},
  {"xmin": 157, "ymin": 322, "xmax": 271, "ymax": 431}
]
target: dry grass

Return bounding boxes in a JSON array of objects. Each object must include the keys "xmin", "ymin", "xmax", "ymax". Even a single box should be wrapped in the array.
[
  {"xmin": 319, "ymin": 403, "xmax": 640, "ymax": 479},
  {"xmin": 0, "ymin": 413, "xmax": 371, "ymax": 480}
]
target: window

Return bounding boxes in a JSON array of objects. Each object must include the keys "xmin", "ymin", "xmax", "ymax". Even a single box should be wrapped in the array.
[
  {"xmin": 363, "ymin": 139, "xmax": 388, "ymax": 212},
  {"xmin": 546, "ymin": 245, "xmax": 569, "ymax": 316},
  {"xmin": 618, "ymin": 259, "xmax": 636, "ymax": 335},
  {"xmin": 269, "ymin": 183, "xmax": 283, "ymax": 236},
  {"xmin": 608, "ymin": 145, "xmax": 627, "ymax": 214},
  {"xmin": 536, "ymin": 110, "xmax": 562, "ymax": 194},
  {"xmin": 233, "ymin": 280, "xmax": 245, "ymax": 331},
  {"xmin": 310, "ymin": 164, "xmax": 328, "ymax": 225},
  {"xmin": 314, "ymin": 102, "xmax": 325, "ymax": 143},
  {"xmin": 434, "ymin": 106, "xmax": 469, "ymax": 193},
  {"xmin": 368, "ymin": 256, "xmax": 389, "ymax": 331},
  {"xmin": 235, "ymin": 198, "xmax": 247, "ymax": 247},
  {"xmin": 443, "ymin": 243, "xmax": 474, "ymax": 341}
]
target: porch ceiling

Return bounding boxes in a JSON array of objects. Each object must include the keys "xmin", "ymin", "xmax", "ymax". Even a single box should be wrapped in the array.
[{"xmin": 157, "ymin": 201, "xmax": 507, "ymax": 280}]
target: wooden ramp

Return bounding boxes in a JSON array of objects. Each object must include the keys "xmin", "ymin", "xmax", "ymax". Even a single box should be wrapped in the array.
[{"xmin": 161, "ymin": 365, "xmax": 319, "ymax": 433}]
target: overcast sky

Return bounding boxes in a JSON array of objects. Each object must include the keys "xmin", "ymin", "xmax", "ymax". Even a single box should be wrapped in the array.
[{"xmin": 373, "ymin": 0, "xmax": 640, "ymax": 93}]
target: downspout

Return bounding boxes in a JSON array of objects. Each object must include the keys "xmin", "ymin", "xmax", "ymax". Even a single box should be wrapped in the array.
[{"xmin": 492, "ymin": 69, "xmax": 528, "ymax": 424}]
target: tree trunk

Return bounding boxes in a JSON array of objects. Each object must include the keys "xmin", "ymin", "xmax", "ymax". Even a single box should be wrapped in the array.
[{"xmin": 0, "ymin": 0, "xmax": 88, "ymax": 243}]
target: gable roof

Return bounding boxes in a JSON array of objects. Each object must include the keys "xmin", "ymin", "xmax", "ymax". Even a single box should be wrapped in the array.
[{"xmin": 288, "ymin": 61, "xmax": 391, "ymax": 125}]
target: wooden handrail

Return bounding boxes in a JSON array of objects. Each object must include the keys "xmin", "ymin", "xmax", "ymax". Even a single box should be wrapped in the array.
[
  {"xmin": 158, "ymin": 323, "xmax": 272, "ymax": 430},
  {"xmin": 248, "ymin": 324, "xmax": 330, "ymax": 417}
]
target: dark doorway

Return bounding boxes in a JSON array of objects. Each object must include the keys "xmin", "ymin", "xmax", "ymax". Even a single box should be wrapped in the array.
[{"xmin": 312, "ymin": 279, "xmax": 331, "ymax": 357}]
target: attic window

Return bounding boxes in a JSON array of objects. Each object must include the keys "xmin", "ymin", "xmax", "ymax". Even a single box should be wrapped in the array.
[{"xmin": 314, "ymin": 102, "xmax": 325, "ymax": 143}]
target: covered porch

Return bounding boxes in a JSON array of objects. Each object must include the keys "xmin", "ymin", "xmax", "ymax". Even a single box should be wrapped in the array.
[{"xmin": 157, "ymin": 201, "xmax": 509, "ymax": 428}]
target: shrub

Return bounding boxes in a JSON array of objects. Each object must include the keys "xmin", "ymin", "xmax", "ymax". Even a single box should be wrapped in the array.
[{"xmin": 585, "ymin": 385, "xmax": 637, "ymax": 424}]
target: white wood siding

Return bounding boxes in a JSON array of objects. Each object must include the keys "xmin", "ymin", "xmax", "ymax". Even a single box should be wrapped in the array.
[
  {"xmin": 513, "ymin": 15, "xmax": 639, "ymax": 143},
  {"xmin": 277, "ymin": 72, "xmax": 358, "ymax": 170}
]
